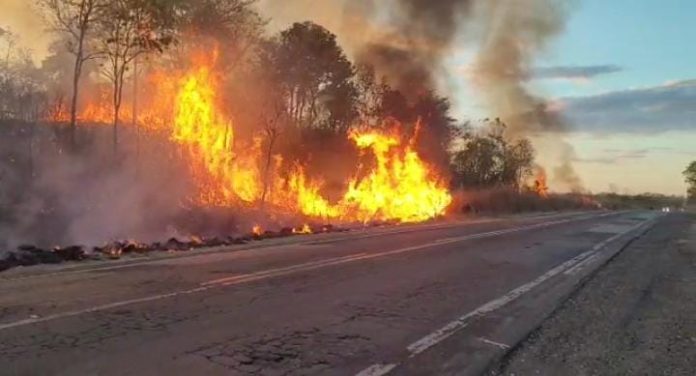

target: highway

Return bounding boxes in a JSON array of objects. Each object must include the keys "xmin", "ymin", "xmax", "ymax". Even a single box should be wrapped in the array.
[{"xmin": 0, "ymin": 210, "xmax": 660, "ymax": 375}]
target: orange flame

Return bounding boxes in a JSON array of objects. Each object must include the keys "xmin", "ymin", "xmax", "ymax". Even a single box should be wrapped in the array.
[
  {"xmin": 534, "ymin": 167, "xmax": 549, "ymax": 198},
  {"xmin": 292, "ymin": 224, "xmax": 312, "ymax": 234},
  {"xmin": 50, "ymin": 49, "xmax": 453, "ymax": 224},
  {"xmin": 171, "ymin": 56, "xmax": 263, "ymax": 205}
]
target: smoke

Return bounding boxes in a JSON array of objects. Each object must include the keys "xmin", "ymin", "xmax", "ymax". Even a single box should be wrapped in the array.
[
  {"xmin": 0, "ymin": 124, "xmax": 199, "ymax": 250},
  {"xmin": 470, "ymin": 0, "xmax": 583, "ymax": 191},
  {"xmin": 348, "ymin": 0, "xmax": 475, "ymax": 96}
]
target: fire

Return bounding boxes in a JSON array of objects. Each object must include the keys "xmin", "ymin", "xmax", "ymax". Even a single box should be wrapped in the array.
[
  {"xmin": 339, "ymin": 128, "xmax": 452, "ymax": 222},
  {"xmin": 534, "ymin": 167, "xmax": 549, "ymax": 198},
  {"xmin": 171, "ymin": 57, "xmax": 263, "ymax": 205},
  {"xmin": 292, "ymin": 224, "xmax": 312, "ymax": 234},
  {"xmin": 252, "ymin": 225, "xmax": 263, "ymax": 236},
  {"xmin": 50, "ymin": 48, "xmax": 453, "ymax": 224}
]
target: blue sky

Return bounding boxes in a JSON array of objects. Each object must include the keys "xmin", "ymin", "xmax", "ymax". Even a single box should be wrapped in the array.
[
  {"xmin": 540, "ymin": 0, "xmax": 696, "ymax": 195},
  {"xmin": 540, "ymin": 0, "xmax": 696, "ymax": 97}
]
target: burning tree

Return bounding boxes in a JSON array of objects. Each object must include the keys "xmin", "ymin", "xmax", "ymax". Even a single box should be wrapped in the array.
[
  {"xmin": 93, "ymin": 0, "xmax": 179, "ymax": 152},
  {"xmin": 38, "ymin": 0, "xmax": 103, "ymax": 149}
]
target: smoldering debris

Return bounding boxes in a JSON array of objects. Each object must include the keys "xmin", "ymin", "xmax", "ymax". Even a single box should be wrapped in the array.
[{"xmin": 0, "ymin": 223, "xmax": 349, "ymax": 273}]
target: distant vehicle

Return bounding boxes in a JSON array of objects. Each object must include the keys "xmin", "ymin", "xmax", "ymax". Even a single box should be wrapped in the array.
[{"xmin": 661, "ymin": 207, "xmax": 671, "ymax": 212}]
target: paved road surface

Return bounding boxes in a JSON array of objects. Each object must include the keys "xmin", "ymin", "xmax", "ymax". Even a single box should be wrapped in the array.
[{"xmin": 0, "ymin": 211, "xmax": 660, "ymax": 375}]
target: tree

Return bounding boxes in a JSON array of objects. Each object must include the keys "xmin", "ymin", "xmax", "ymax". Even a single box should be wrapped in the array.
[
  {"xmin": 270, "ymin": 22, "xmax": 358, "ymax": 131},
  {"xmin": 684, "ymin": 161, "xmax": 696, "ymax": 202},
  {"xmin": 354, "ymin": 63, "xmax": 388, "ymax": 126},
  {"xmin": 451, "ymin": 119, "xmax": 536, "ymax": 190},
  {"xmin": 0, "ymin": 30, "xmax": 47, "ymax": 122},
  {"xmin": 94, "ymin": 0, "xmax": 179, "ymax": 152},
  {"xmin": 38, "ymin": 0, "xmax": 102, "ymax": 149},
  {"xmin": 411, "ymin": 92, "xmax": 456, "ymax": 168}
]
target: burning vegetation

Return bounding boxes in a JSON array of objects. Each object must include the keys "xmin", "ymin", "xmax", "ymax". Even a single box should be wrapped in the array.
[{"xmin": 0, "ymin": 0, "xmax": 598, "ymax": 269}]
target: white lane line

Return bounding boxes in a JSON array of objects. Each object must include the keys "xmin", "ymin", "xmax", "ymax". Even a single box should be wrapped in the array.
[
  {"xmin": 356, "ymin": 216, "xmax": 654, "ymax": 375},
  {"xmin": 0, "ymin": 213, "xmax": 610, "ymax": 332},
  {"xmin": 478, "ymin": 337, "xmax": 510, "ymax": 350},
  {"xmin": 355, "ymin": 363, "xmax": 398, "ymax": 376}
]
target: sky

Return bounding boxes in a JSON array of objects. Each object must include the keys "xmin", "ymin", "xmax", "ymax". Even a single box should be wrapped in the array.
[
  {"xmin": 539, "ymin": 0, "xmax": 696, "ymax": 195},
  {"xmin": 1, "ymin": 0, "xmax": 694, "ymax": 195}
]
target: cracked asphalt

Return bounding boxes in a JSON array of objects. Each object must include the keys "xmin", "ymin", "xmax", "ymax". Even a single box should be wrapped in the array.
[{"xmin": 0, "ymin": 211, "xmax": 663, "ymax": 375}]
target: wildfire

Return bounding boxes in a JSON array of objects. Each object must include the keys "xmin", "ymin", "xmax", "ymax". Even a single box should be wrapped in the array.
[{"xmin": 51, "ymin": 49, "xmax": 453, "ymax": 224}]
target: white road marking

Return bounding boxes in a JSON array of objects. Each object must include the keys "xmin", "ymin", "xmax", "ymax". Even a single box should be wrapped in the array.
[
  {"xmin": 478, "ymin": 337, "xmax": 510, "ymax": 350},
  {"xmin": 0, "ymin": 212, "xmax": 613, "ymax": 332},
  {"xmin": 356, "ymin": 216, "xmax": 655, "ymax": 375},
  {"xmin": 355, "ymin": 363, "xmax": 398, "ymax": 376}
]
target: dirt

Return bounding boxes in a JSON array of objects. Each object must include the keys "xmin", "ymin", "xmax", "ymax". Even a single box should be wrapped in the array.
[{"xmin": 492, "ymin": 213, "xmax": 696, "ymax": 376}]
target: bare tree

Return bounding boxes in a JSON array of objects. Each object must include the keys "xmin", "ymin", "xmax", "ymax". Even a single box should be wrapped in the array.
[
  {"xmin": 94, "ymin": 0, "xmax": 177, "ymax": 153},
  {"xmin": 38, "ymin": 0, "xmax": 102, "ymax": 149}
]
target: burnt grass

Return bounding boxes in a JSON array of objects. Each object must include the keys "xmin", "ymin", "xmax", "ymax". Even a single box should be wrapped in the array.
[{"xmin": 0, "ymin": 223, "xmax": 348, "ymax": 273}]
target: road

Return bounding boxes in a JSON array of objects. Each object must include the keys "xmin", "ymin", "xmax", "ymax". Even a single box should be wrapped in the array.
[{"xmin": 0, "ymin": 210, "xmax": 660, "ymax": 375}]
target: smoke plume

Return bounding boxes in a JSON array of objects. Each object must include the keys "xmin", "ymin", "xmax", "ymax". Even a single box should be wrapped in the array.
[
  {"xmin": 348, "ymin": 0, "xmax": 475, "ymax": 96},
  {"xmin": 470, "ymin": 0, "xmax": 583, "ymax": 191}
]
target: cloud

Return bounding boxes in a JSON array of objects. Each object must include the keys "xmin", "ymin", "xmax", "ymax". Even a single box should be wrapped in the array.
[
  {"xmin": 533, "ymin": 65, "xmax": 623, "ymax": 81},
  {"xmin": 560, "ymin": 79, "xmax": 696, "ymax": 133},
  {"xmin": 574, "ymin": 148, "xmax": 650, "ymax": 164}
]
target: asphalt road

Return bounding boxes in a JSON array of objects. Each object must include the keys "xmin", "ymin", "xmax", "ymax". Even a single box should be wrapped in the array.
[{"xmin": 0, "ymin": 210, "xmax": 661, "ymax": 375}]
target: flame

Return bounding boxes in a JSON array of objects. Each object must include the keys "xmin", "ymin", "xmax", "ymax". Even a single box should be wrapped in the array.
[
  {"xmin": 534, "ymin": 167, "xmax": 549, "ymax": 198},
  {"xmin": 171, "ymin": 55, "xmax": 263, "ymax": 205},
  {"xmin": 340, "ymin": 128, "xmax": 452, "ymax": 222},
  {"xmin": 48, "ymin": 48, "xmax": 453, "ymax": 224},
  {"xmin": 252, "ymin": 225, "xmax": 263, "ymax": 236},
  {"xmin": 292, "ymin": 224, "xmax": 312, "ymax": 234}
]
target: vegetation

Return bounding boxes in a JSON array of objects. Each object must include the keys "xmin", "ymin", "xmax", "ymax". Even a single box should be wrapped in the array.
[
  {"xmin": 38, "ymin": 0, "xmax": 102, "ymax": 148},
  {"xmin": 685, "ymin": 161, "xmax": 696, "ymax": 203}
]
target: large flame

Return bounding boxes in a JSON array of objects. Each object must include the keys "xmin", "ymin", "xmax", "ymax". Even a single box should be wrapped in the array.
[
  {"xmin": 341, "ymin": 128, "xmax": 452, "ymax": 222},
  {"xmin": 172, "ymin": 62, "xmax": 263, "ymax": 205},
  {"xmin": 49, "ymin": 50, "xmax": 453, "ymax": 224}
]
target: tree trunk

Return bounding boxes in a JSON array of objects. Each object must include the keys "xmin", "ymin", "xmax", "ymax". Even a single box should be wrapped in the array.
[
  {"xmin": 112, "ymin": 75, "xmax": 121, "ymax": 154},
  {"xmin": 69, "ymin": 55, "xmax": 82, "ymax": 150},
  {"xmin": 260, "ymin": 130, "xmax": 277, "ymax": 206}
]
